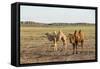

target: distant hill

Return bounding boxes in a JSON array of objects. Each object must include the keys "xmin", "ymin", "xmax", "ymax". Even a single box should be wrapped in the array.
[{"xmin": 20, "ymin": 21, "xmax": 95, "ymax": 27}]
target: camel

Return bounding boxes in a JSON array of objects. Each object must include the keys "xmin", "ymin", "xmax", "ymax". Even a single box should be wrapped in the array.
[
  {"xmin": 68, "ymin": 29, "xmax": 84, "ymax": 54},
  {"xmin": 57, "ymin": 30, "xmax": 67, "ymax": 51},
  {"xmin": 45, "ymin": 31, "xmax": 58, "ymax": 51},
  {"xmin": 45, "ymin": 30, "xmax": 67, "ymax": 51}
]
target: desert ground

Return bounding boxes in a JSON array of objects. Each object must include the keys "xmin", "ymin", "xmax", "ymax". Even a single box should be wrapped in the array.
[{"xmin": 20, "ymin": 24, "xmax": 96, "ymax": 64}]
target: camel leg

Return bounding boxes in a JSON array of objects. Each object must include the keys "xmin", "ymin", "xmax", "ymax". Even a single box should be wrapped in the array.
[
  {"xmin": 76, "ymin": 42, "xmax": 78, "ymax": 54},
  {"xmin": 64, "ymin": 44, "xmax": 67, "ymax": 55},
  {"xmin": 54, "ymin": 38, "xmax": 57, "ymax": 51},
  {"xmin": 81, "ymin": 41, "xmax": 84, "ymax": 53},
  {"xmin": 64, "ymin": 42, "xmax": 67, "ymax": 52},
  {"xmin": 73, "ymin": 43, "xmax": 75, "ymax": 54},
  {"xmin": 75, "ymin": 44, "xmax": 77, "ymax": 54},
  {"xmin": 76, "ymin": 44, "xmax": 78, "ymax": 54},
  {"xmin": 64, "ymin": 45, "xmax": 67, "ymax": 51},
  {"xmin": 54, "ymin": 43, "xmax": 57, "ymax": 51}
]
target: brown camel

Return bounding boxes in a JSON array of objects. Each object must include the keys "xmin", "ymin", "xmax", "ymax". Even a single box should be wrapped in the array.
[{"xmin": 68, "ymin": 29, "xmax": 84, "ymax": 54}]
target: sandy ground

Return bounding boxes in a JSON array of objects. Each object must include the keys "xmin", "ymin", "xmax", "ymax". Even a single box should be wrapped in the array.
[{"xmin": 20, "ymin": 40, "xmax": 95, "ymax": 64}]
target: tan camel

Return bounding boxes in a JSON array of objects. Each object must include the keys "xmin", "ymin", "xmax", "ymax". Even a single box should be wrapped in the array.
[
  {"xmin": 45, "ymin": 30, "xmax": 67, "ymax": 51},
  {"xmin": 57, "ymin": 30, "xmax": 67, "ymax": 51}
]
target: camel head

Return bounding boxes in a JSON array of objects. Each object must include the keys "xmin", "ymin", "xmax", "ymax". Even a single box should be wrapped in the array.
[
  {"xmin": 45, "ymin": 32, "xmax": 51, "ymax": 36},
  {"xmin": 45, "ymin": 32, "xmax": 48, "ymax": 35},
  {"xmin": 68, "ymin": 33, "xmax": 75, "ymax": 44}
]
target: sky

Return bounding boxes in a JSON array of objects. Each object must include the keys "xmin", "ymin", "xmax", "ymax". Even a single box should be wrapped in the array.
[{"xmin": 20, "ymin": 5, "xmax": 95, "ymax": 24}]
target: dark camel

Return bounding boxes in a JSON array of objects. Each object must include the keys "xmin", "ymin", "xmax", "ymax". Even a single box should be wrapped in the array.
[{"xmin": 68, "ymin": 30, "xmax": 84, "ymax": 54}]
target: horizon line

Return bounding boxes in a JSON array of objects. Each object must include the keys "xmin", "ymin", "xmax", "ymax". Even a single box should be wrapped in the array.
[{"xmin": 20, "ymin": 20, "xmax": 95, "ymax": 24}]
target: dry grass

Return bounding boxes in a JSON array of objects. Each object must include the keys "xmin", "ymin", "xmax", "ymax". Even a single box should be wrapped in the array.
[{"xmin": 20, "ymin": 25, "xmax": 95, "ymax": 64}]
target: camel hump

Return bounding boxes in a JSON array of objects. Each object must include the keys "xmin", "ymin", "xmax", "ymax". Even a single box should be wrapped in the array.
[
  {"xmin": 79, "ymin": 30, "xmax": 84, "ymax": 39},
  {"xmin": 79, "ymin": 29, "xmax": 81, "ymax": 33},
  {"xmin": 54, "ymin": 31, "xmax": 57, "ymax": 34},
  {"xmin": 74, "ymin": 30, "xmax": 78, "ymax": 36}
]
